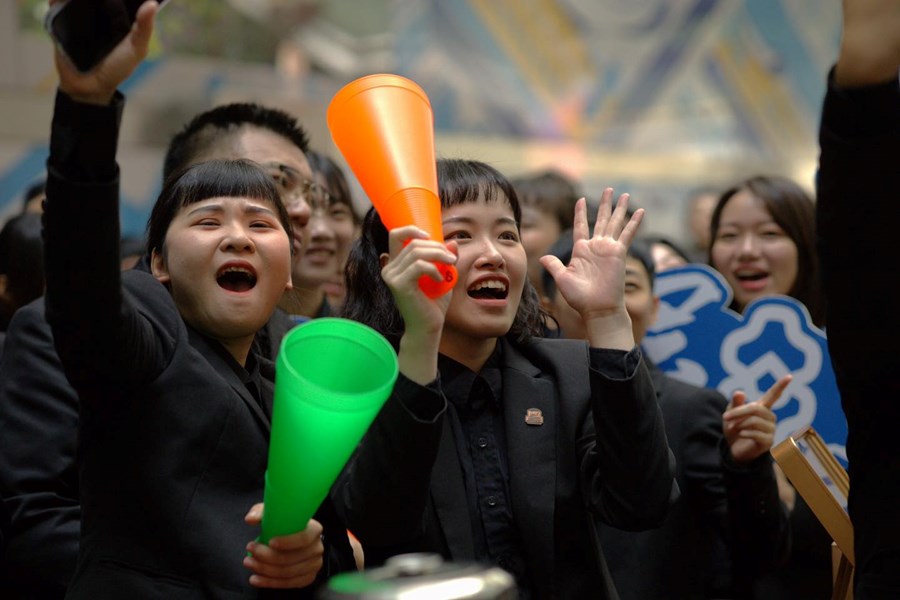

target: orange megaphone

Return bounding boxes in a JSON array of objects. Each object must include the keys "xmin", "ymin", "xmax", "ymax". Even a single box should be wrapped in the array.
[{"xmin": 327, "ymin": 74, "xmax": 457, "ymax": 298}]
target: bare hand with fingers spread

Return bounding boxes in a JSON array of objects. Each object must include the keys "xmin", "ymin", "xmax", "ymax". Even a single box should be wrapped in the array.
[
  {"xmin": 540, "ymin": 189, "xmax": 645, "ymax": 350},
  {"xmin": 723, "ymin": 374, "xmax": 793, "ymax": 464}
]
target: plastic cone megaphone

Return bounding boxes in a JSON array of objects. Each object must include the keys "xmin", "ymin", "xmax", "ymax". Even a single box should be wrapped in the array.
[
  {"xmin": 327, "ymin": 74, "xmax": 457, "ymax": 298},
  {"xmin": 259, "ymin": 318, "xmax": 398, "ymax": 544}
]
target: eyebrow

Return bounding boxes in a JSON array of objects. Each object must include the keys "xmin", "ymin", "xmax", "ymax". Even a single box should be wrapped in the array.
[
  {"xmin": 442, "ymin": 215, "xmax": 518, "ymax": 227},
  {"xmin": 186, "ymin": 202, "xmax": 278, "ymax": 218}
]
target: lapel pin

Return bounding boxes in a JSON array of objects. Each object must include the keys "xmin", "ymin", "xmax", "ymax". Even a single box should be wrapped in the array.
[{"xmin": 525, "ymin": 408, "xmax": 544, "ymax": 426}]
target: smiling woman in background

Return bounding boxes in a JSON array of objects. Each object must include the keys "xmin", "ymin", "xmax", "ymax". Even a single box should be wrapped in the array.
[
  {"xmin": 708, "ymin": 174, "xmax": 832, "ymax": 598},
  {"xmin": 708, "ymin": 175, "xmax": 824, "ymax": 327}
]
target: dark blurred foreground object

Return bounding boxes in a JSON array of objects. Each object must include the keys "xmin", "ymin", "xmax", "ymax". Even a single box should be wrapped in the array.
[{"xmin": 320, "ymin": 553, "xmax": 517, "ymax": 599}]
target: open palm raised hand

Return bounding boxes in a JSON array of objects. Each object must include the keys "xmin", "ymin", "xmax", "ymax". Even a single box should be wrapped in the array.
[{"xmin": 541, "ymin": 189, "xmax": 644, "ymax": 321}]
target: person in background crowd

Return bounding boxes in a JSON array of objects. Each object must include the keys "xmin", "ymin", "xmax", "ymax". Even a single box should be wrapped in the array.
[
  {"xmin": 280, "ymin": 150, "xmax": 360, "ymax": 319},
  {"xmin": 543, "ymin": 235, "xmax": 790, "ymax": 599},
  {"xmin": 510, "ymin": 169, "xmax": 580, "ymax": 301},
  {"xmin": 709, "ymin": 175, "xmax": 824, "ymax": 328}
]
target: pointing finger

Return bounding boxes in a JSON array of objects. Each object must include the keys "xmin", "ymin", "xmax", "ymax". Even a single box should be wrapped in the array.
[{"xmin": 760, "ymin": 374, "xmax": 793, "ymax": 410}]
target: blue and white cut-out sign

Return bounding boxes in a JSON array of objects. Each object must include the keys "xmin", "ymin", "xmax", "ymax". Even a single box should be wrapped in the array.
[{"xmin": 642, "ymin": 264, "xmax": 847, "ymax": 465}]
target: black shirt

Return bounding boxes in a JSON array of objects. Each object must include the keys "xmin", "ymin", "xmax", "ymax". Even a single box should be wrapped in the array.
[{"xmin": 439, "ymin": 346, "xmax": 532, "ymax": 597}]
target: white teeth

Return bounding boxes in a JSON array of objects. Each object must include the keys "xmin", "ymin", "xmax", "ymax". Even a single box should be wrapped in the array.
[
  {"xmin": 468, "ymin": 280, "xmax": 507, "ymax": 292},
  {"xmin": 221, "ymin": 266, "xmax": 252, "ymax": 275}
]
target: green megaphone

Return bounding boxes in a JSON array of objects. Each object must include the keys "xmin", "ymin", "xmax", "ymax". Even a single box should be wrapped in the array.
[{"xmin": 259, "ymin": 318, "xmax": 398, "ymax": 544}]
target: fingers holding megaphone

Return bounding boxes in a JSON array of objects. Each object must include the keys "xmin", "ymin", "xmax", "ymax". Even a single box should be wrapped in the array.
[
  {"xmin": 244, "ymin": 503, "xmax": 325, "ymax": 590},
  {"xmin": 382, "ymin": 225, "xmax": 457, "ymax": 333}
]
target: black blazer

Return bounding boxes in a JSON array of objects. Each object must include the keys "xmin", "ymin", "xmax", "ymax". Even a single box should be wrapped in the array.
[
  {"xmin": 334, "ymin": 336, "xmax": 676, "ymax": 599},
  {"xmin": 42, "ymin": 90, "xmax": 354, "ymax": 599},
  {"xmin": 599, "ymin": 363, "xmax": 789, "ymax": 599},
  {"xmin": 0, "ymin": 297, "xmax": 307, "ymax": 600},
  {"xmin": 0, "ymin": 299, "xmax": 80, "ymax": 598}
]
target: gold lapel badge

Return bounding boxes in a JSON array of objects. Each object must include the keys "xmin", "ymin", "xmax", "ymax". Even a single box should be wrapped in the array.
[{"xmin": 525, "ymin": 408, "xmax": 544, "ymax": 426}]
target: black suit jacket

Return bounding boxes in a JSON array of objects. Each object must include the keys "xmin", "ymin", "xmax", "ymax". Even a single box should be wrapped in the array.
[
  {"xmin": 39, "ymin": 89, "xmax": 354, "ymax": 599},
  {"xmin": 0, "ymin": 297, "xmax": 304, "ymax": 600},
  {"xmin": 0, "ymin": 298, "xmax": 80, "ymax": 598},
  {"xmin": 334, "ymin": 336, "xmax": 676, "ymax": 599},
  {"xmin": 599, "ymin": 363, "xmax": 789, "ymax": 599}
]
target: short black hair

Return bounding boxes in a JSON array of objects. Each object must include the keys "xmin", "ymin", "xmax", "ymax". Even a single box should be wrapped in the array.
[
  {"xmin": 163, "ymin": 103, "xmax": 310, "ymax": 180},
  {"xmin": 146, "ymin": 159, "xmax": 292, "ymax": 259},
  {"xmin": 510, "ymin": 169, "xmax": 579, "ymax": 229},
  {"xmin": 0, "ymin": 212, "xmax": 44, "ymax": 320},
  {"xmin": 22, "ymin": 180, "xmax": 46, "ymax": 211},
  {"xmin": 642, "ymin": 234, "xmax": 690, "ymax": 265}
]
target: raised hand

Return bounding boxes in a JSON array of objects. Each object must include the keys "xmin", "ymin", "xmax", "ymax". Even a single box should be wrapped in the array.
[
  {"xmin": 243, "ymin": 503, "xmax": 325, "ymax": 589},
  {"xmin": 723, "ymin": 374, "xmax": 793, "ymax": 464},
  {"xmin": 835, "ymin": 0, "xmax": 900, "ymax": 86},
  {"xmin": 380, "ymin": 225, "xmax": 457, "ymax": 384},
  {"xmin": 539, "ymin": 189, "xmax": 644, "ymax": 350},
  {"xmin": 49, "ymin": 0, "xmax": 159, "ymax": 105}
]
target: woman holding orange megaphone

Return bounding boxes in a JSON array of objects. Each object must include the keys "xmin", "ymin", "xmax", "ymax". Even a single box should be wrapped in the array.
[{"xmin": 334, "ymin": 158, "xmax": 677, "ymax": 599}]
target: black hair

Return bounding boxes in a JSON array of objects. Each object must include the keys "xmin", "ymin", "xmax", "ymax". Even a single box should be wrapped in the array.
[
  {"xmin": 163, "ymin": 103, "xmax": 310, "ymax": 180},
  {"xmin": 541, "ymin": 231, "xmax": 656, "ymax": 299},
  {"xmin": 628, "ymin": 240, "xmax": 656, "ymax": 288},
  {"xmin": 146, "ymin": 159, "xmax": 292, "ymax": 259},
  {"xmin": 306, "ymin": 150, "xmax": 360, "ymax": 224},
  {"xmin": 642, "ymin": 234, "xmax": 691, "ymax": 264},
  {"xmin": 0, "ymin": 212, "xmax": 44, "ymax": 324},
  {"xmin": 709, "ymin": 175, "xmax": 823, "ymax": 326},
  {"xmin": 342, "ymin": 158, "xmax": 547, "ymax": 346},
  {"xmin": 510, "ymin": 169, "xmax": 580, "ymax": 229},
  {"xmin": 22, "ymin": 180, "xmax": 46, "ymax": 211}
]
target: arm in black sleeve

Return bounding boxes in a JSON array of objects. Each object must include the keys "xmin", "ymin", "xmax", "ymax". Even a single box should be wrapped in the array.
[
  {"xmin": 0, "ymin": 300, "xmax": 80, "ymax": 597},
  {"xmin": 43, "ymin": 90, "xmax": 170, "ymax": 396},
  {"xmin": 721, "ymin": 442, "xmax": 791, "ymax": 586},
  {"xmin": 818, "ymin": 72, "xmax": 900, "ymax": 386},
  {"xmin": 585, "ymin": 348, "xmax": 678, "ymax": 530},
  {"xmin": 332, "ymin": 373, "xmax": 446, "ymax": 545}
]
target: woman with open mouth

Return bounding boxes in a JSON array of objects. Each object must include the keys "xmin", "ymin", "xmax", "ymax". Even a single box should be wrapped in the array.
[
  {"xmin": 334, "ymin": 158, "xmax": 676, "ymax": 599},
  {"xmin": 709, "ymin": 175, "xmax": 824, "ymax": 328}
]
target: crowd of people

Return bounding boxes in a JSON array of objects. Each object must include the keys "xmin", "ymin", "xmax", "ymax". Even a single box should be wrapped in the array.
[{"xmin": 0, "ymin": 0, "xmax": 897, "ymax": 598}]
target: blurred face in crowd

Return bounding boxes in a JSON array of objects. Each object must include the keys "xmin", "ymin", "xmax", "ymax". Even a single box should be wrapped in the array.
[
  {"xmin": 520, "ymin": 206, "xmax": 563, "ymax": 294},
  {"xmin": 710, "ymin": 190, "xmax": 799, "ymax": 312},
  {"xmin": 294, "ymin": 172, "xmax": 357, "ymax": 290}
]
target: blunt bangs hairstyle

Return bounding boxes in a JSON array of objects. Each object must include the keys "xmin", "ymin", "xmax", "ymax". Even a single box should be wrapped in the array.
[
  {"xmin": 146, "ymin": 159, "xmax": 292, "ymax": 258},
  {"xmin": 709, "ymin": 175, "xmax": 823, "ymax": 326},
  {"xmin": 342, "ymin": 158, "xmax": 547, "ymax": 345}
]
